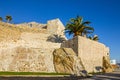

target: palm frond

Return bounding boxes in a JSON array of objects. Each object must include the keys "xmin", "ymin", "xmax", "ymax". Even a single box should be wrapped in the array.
[
  {"xmin": 93, "ymin": 35, "xmax": 99, "ymax": 41},
  {"xmin": 65, "ymin": 15, "xmax": 94, "ymax": 37},
  {"xmin": 65, "ymin": 30, "xmax": 74, "ymax": 36},
  {"xmin": 0, "ymin": 17, "xmax": 3, "ymax": 21},
  {"xmin": 82, "ymin": 21, "xmax": 91, "ymax": 25},
  {"xmin": 84, "ymin": 26, "xmax": 94, "ymax": 33},
  {"xmin": 88, "ymin": 36, "xmax": 92, "ymax": 39}
]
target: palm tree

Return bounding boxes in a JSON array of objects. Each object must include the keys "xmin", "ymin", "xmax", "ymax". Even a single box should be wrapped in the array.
[
  {"xmin": 88, "ymin": 36, "xmax": 92, "ymax": 40},
  {"xmin": 65, "ymin": 16, "xmax": 94, "ymax": 37},
  {"xmin": 6, "ymin": 15, "xmax": 12, "ymax": 23},
  {"xmin": 0, "ymin": 17, "xmax": 3, "ymax": 22},
  {"xmin": 93, "ymin": 35, "xmax": 99, "ymax": 41},
  {"xmin": 88, "ymin": 35, "xmax": 99, "ymax": 41}
]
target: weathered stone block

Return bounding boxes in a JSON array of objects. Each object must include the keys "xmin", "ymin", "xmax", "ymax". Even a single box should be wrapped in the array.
[{"xmin": 53, "ymin": 48, "xmax": 86, "ymax": 76}]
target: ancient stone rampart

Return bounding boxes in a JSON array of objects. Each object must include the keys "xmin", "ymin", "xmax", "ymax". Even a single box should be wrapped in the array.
[
  {"xmin": 0, "ymin": 19, "xmax": 66, "ymax": 72},
  {"xmin": 0, "ymin": 19, "xmax": 112, "ymax": 75},
  {"xmin": 61, "ymin": 36, "xmax": 110, "ymax": 72}
]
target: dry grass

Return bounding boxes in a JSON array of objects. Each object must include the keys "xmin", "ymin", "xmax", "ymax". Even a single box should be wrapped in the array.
[{"xmin": 0, "ymin": 22, "xmax": 47, "ymax": 42}]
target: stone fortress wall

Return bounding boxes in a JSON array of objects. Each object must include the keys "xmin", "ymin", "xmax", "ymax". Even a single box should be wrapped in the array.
[
  {"xmin": 0, "ymin": 19, "xmax": 65, "ymax": 72},
  {"xmin": 0, "ymin": 19, "xmax": 112, "ymax": 75},
  {"xmin": 61, "ymin": 36, "xmax": 110, "ymax": 72}
]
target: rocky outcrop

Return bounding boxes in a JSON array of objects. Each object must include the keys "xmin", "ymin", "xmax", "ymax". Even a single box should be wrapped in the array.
[
  {"xmin": 53, "ymin": 48, "xmax": 87, "ymax": 76},
  {"xmin": 103, "ymin": 56, "xmax": 113, "ymax": 73}
]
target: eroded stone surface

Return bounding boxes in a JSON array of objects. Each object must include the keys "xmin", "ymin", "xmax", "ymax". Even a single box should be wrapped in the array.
[
  {"xmin": 103, "ymin": 56, "xmax": 113, "ymax": 73},
  {"xmin": 0, "ymin": 19, "xmax": 66, "ymax": 72},
  {"xmin": 0, "ymin": 19, "xmax": 112, "ymax": 75},
  {"xmin": 53, "ymin": 48, "xmax": 85, "ymax": 76}
]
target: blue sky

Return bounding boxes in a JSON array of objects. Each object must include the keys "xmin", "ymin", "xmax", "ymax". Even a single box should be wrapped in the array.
[{"xmin": 0, "ymin": 0, "xmax": 120, "ymax": 62}]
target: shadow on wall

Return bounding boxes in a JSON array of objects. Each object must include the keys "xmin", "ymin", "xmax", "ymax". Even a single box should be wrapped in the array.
[{"xmin": 47, "ymin": 34, "xmax": 66, "ymax": 43}]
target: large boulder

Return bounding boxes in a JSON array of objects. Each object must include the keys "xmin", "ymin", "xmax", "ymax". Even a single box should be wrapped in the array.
[
  {"xmin": 53, "ymin": 48, "xmax": 87, "ymax": 76},
  {"xmin": 103, "ymin": 56, "xmax": 113, "ymax": 73}
]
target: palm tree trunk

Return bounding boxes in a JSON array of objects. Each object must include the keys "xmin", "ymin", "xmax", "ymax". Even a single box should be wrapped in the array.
[
  {"xmin": 79, "ymin": 32, "xmax": 82, "ymax": 36},
  {"xmin": 74, "ymin": 32, "xmax": 79, "ymax": 37}
]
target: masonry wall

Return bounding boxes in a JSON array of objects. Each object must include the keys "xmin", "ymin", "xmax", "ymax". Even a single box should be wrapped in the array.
[
  {"xmin": 0, "ymin": 33, "xmax": 61, "ymax": 72},
  {"xmin": 0, "ymin": 19, "xmax": 67, "ymax": 72},
  {"xmin": 47, "ymin": 19, "xmax": 65, "ymax": 36},
  {"xmin": 61, "ymin": 36, "xmax": 110, "ymax": 72},
  {"xmin": 61, "ymin": 37, "xmax": 79, "ymax": 56}
]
